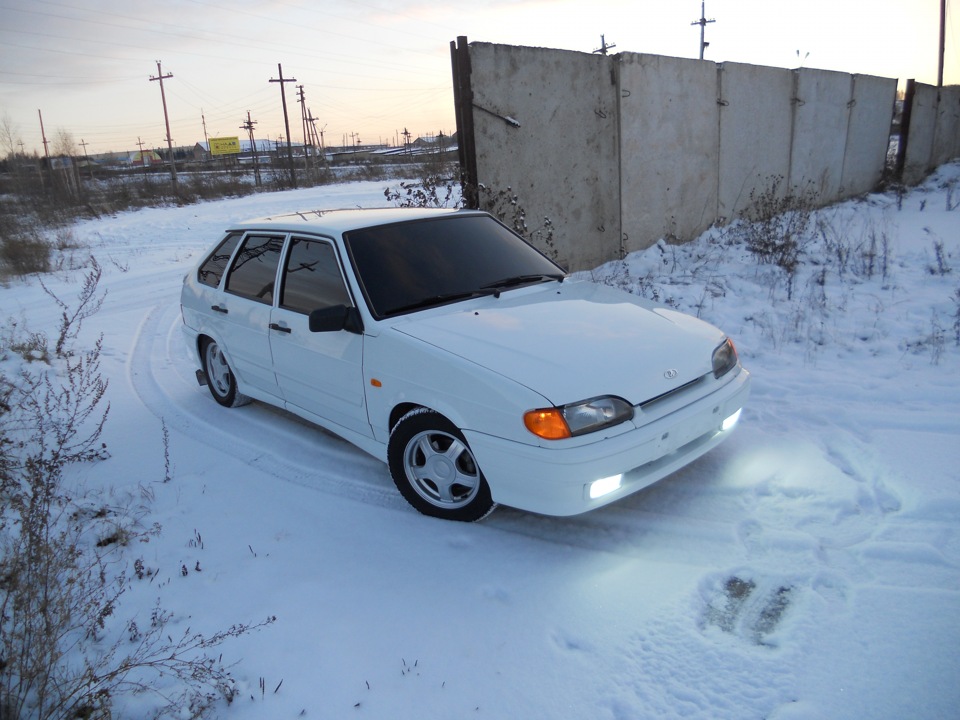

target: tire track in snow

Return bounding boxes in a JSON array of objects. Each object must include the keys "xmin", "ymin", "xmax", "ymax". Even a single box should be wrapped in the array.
[
  {"xmin": 126, "ymin": 300, "xmax": 933, "ymax": 587},
  {"xmin": 128, "ymin": 300, "xmax": 750, "ymax": 562},
  {"xmin": 128, "ymin": 301, "xmax": 405, "ymax": 512}
]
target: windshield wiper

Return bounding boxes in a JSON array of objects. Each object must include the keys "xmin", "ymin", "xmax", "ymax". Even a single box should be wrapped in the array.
[
  {"xmin": 480, "ymin": 273, "xmax": 566, "ymax": 296},
  {"xmin": 384, "ymin": 289, "xmax": 497, "ymax": 316}
]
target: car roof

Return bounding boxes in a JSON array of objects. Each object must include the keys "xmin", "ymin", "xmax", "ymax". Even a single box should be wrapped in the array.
[{"xmin": 230, "ymin": 207, "xmax": 486, "ymax": 235}]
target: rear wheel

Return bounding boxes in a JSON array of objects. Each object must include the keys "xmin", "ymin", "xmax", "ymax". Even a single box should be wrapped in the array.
[
  {"xmin": 388, "ymin": 408, "xmax": 496, "ymax": 522},
  {"xmin": 201, "ymin": 337, "xmax": 250, "ymax": 408}
]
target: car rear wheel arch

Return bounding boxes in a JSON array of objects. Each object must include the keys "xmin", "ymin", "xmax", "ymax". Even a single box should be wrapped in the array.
[{"xmin": 199, "ymin": 335, "xmax": 250, "ymax": 408}]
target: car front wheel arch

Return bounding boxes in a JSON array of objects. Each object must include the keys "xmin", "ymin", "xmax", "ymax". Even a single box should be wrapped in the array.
[{"xmin": 387, "ymin": 407, "xmax": 496, "ymax": 522}]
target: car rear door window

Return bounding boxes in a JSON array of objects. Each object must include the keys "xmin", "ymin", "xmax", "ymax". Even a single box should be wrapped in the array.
[
  {"xmin": 197, "ymin": 232, "xmax": 242, "ymax": 288},
  {"xmin": 225, "ymin": 234, "xmax": 284, "ymax": 304},
  {"xmin": 279, "ymin": 237, "xmax": 352, "ymax": 314}
]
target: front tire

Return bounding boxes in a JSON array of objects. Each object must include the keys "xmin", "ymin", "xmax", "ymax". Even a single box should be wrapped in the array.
[
  {"xmin": 200, "ymin": 337, "xmax": 250, "ymax": 408},
  {"xmin": 388, "ymin": 408, "xmax": 496, "ymax": 522}
]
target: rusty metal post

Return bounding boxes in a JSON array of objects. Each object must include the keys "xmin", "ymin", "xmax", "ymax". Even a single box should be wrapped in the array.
[
  {"xmin": 450, "ymin": 36, "xmax": 479, "ymax": 208},
  {"xmin": 895, "ymin": 79, "xmax": 916, "ymax": 181}
]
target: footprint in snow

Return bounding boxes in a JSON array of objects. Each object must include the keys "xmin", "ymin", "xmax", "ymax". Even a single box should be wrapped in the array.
[{"xmin": 700, "ymin": 574, "xmax": 795, "ymax": 646}]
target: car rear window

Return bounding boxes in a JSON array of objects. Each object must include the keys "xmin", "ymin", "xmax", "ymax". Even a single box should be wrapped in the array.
[
  {"xmin": 197, "ymin": 232, "xmax": 242, "ymax": 288},
  {"xmin": 344, "ymin": 214, "xmax": 563, "ymax": 318},
  {"xmin": 224, "ymin": 234, "xmax": 284, "ymax": 304}
]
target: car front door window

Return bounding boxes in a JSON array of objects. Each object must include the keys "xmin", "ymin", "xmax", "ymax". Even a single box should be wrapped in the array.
[
  {"xmin": 270, "ymin": 237, "xmax": 369, "ymax": 437},
  {"xmin": 280, "ymin": 237, "xmax": 352, "ymax": 313}
]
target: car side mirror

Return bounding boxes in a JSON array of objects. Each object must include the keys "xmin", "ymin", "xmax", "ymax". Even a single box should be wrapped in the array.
[{"xmin": 309, "ymin": 305, "xmax": 364, "ymax": 334}]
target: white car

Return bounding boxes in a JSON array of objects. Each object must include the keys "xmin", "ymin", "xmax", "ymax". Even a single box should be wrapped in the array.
[{"xmin": 180, "ymin": 207, "xmax": 749, "ymax": 521}]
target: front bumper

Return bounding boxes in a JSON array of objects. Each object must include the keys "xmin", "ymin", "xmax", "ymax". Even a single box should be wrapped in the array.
[{"xmin": 465, "ymin": 367, "xmax": 751, "ymax": 516}]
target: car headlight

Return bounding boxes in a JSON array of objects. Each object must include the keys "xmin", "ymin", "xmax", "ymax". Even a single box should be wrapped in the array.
[
  {"xmin": 524, "ymin": 396, "xmax": 634, "ymax": 440},
  {"xmin": 712, "ymin": 338, "xmax": 739, "ymax": 379}
]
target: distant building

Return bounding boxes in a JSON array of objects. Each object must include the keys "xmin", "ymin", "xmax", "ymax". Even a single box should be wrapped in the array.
[{"xmin": 129, "ymin": 150, "xmax": 163, "ymax": 166}]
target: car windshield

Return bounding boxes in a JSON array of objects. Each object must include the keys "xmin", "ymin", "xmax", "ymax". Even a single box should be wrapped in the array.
[{"xmin": 343, "ymin": 214, "xmax": 565, "ymax": 318}]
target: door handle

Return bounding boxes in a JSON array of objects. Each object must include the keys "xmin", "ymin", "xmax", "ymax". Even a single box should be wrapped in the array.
[
  {"xmin": 211, "ymin": 305, "xmax": 228, "ymax": 314},
  {"xmin": 269, "ymin": 323, "xmax": 292, "ymax": 334}
]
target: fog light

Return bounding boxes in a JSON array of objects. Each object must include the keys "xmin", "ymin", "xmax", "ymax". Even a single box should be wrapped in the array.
[
  {"xmin": 721, "ymin": 408, "xmax": 742, "ymax": 432},
  {"xmin": 589, "ymin": 474, "xmax": 622, "ymax": 499}
]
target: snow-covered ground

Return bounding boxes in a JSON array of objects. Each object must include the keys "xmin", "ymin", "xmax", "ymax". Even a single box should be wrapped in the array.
[{"xmin": 2, "ymin": 167, "xmax": 959, "ymax": 719}]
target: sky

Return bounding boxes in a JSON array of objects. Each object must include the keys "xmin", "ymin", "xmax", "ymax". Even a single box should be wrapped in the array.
[{"xmin": 0, "ymin": 0, "xmax": 956, "ymax": 156}]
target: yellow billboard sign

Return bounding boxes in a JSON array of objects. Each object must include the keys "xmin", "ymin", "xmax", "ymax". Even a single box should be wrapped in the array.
[{"xmin": 209, "ymin": 136, "xmax": 241, "ymax": 156}]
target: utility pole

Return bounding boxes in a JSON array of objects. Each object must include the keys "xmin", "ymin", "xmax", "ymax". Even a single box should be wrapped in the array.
[
  {"xmin": 296, "ymin": 84, "xmax": 311, "ymax": 172},
  {"xmin": 593, "ymin": 35, "xmax": 616, "ymax": 55},
  {"xmin": 79, "ymin": 138, "xmax": 93, "ymax": 179},
  {"xmin": 305, "ymin": 109, "xmax": 323, "ymax": 166},
  {"xmin": 36, "ymin": 109, "xmax": 50, "ymax": 191},
  {"xmin": 938, "ymin": 0, "xmax": 946, "ymax": 89},
  {"xmin": 136, "ymin": 137, "xmax": 146, "ymax": 172},
  {"xmin": 241, "ymin": 111, "xmax": 262, "ymax": 187},
  {"xmin": 149, "ymin": 60, "xmax": 178, "ymax": 190},
  {"xmin": 691, "ymin": 0, "xmax": 715, "ymax": 60},
  {"xmin": 37, "ymin": 109, "xmax": 49, "ymax": 158},
  {"xmin": 201, "ymin": 110, "xmax": 209, "ymax": 158},
  {"xmin": 270, "ymin": 63, "xmax": 298, "ymax": 188}
]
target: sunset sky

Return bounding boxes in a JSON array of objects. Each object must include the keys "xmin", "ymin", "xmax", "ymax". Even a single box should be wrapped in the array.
[{"xmin": 0, "ymin": 0, "xmax": 955, "ymax": 156}]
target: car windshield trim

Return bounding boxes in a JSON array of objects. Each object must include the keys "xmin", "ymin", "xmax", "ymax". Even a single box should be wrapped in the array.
[
  {"xmin": 383, "ymin": 289, "xmax": 499, "ymax": 316},
  {"xmin": 480, "ymin": 273, "xmax": 566, "ymax": 295}
]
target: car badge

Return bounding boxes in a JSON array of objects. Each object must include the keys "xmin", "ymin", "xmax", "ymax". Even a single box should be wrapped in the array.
[{"xmin": 664, "ymin": 369, "xmax": 679, "ymax": 379}]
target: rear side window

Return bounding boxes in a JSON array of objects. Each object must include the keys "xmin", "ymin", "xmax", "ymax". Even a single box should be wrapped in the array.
[
  {"xmin": 225, "ymin": 234, "xmax": 284, "ymax": 304},
  {"xmin": 280, "ymin": 237, "xmax": 352, "ymax": 314},
  {"xmin": 197, "ymin": 232, "xmax": 242, "ymax": 288}
]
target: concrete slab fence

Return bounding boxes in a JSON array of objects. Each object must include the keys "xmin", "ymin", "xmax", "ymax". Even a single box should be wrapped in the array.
[{"xmin": 451, "ymin": 38, "xmax": 956, "ymax": 271}]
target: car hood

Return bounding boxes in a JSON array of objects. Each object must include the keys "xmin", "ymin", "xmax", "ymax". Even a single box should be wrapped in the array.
[{"xmin": 391, "ymin": 280, "xmax": 726, "ymax": 406}]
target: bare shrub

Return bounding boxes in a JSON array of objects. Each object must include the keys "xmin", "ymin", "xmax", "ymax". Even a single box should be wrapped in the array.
[
  {"xmin": 728, "ymin": 176, "xmax": 818, "ymax": 299},
  {"xmin": 0, "ymin": 271, "xmax": 273, "ymax": 719},
  {"xmin": 0, "ymin": 224, "xmax": 51, "ymax": 277},
  {"xmin": 953, "ymin": 286, "xmax": 960, "ymax": 347},
  {"xmin": 384, "ymin": 175, "xmax": 561, "ymax": 264},
  {"xmin": 383, "ymin": 172, "xmax": 460, "ymax": 209},
  {"xmin": 816, "ymin": 212, "xmax": 892, "ymax": 282},
  {"xmin": 925, "ymin": 237, "xmax": 952, "ymax": 276},
  {"xmin": 38, "ymin": 260, "xmax": 105, "ymax": 358},
  {"xmin": 477, "ymin": 185, "xmax": 559, "ymax": 264}
]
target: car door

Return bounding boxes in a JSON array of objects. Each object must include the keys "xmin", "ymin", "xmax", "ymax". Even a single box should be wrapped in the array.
[
  {"xmin": 269, "ymin": 235, "xmax": 370, "ymax": 437},
  {"xmin": 219, "ymin": 233, "xmax": 285, "ymax": 398}
]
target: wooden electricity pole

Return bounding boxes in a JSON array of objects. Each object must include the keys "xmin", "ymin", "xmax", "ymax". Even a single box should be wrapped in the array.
[
  {"xmin": 270, "ymin": 63, "xmax": 298, "ymax": 188},
  {"xmin": 149, "ymin": 61, "xmax": 178, "ymax": 190},
  {"xmin": 37, "ymin": 109, "xmax": 50, "ymax": 158},
  {"xmin": 241, "ymin": 111, "xmax": 262, "ymax": 187},
  {"xmin": 79, "ymin": 138, "xmax": 93, "ymax": 179}
]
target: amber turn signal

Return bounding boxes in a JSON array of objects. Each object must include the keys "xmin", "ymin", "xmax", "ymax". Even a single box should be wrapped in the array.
[{"xmin": 523, "ymin": 408, "xmax": 572, "ymax": 440}]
